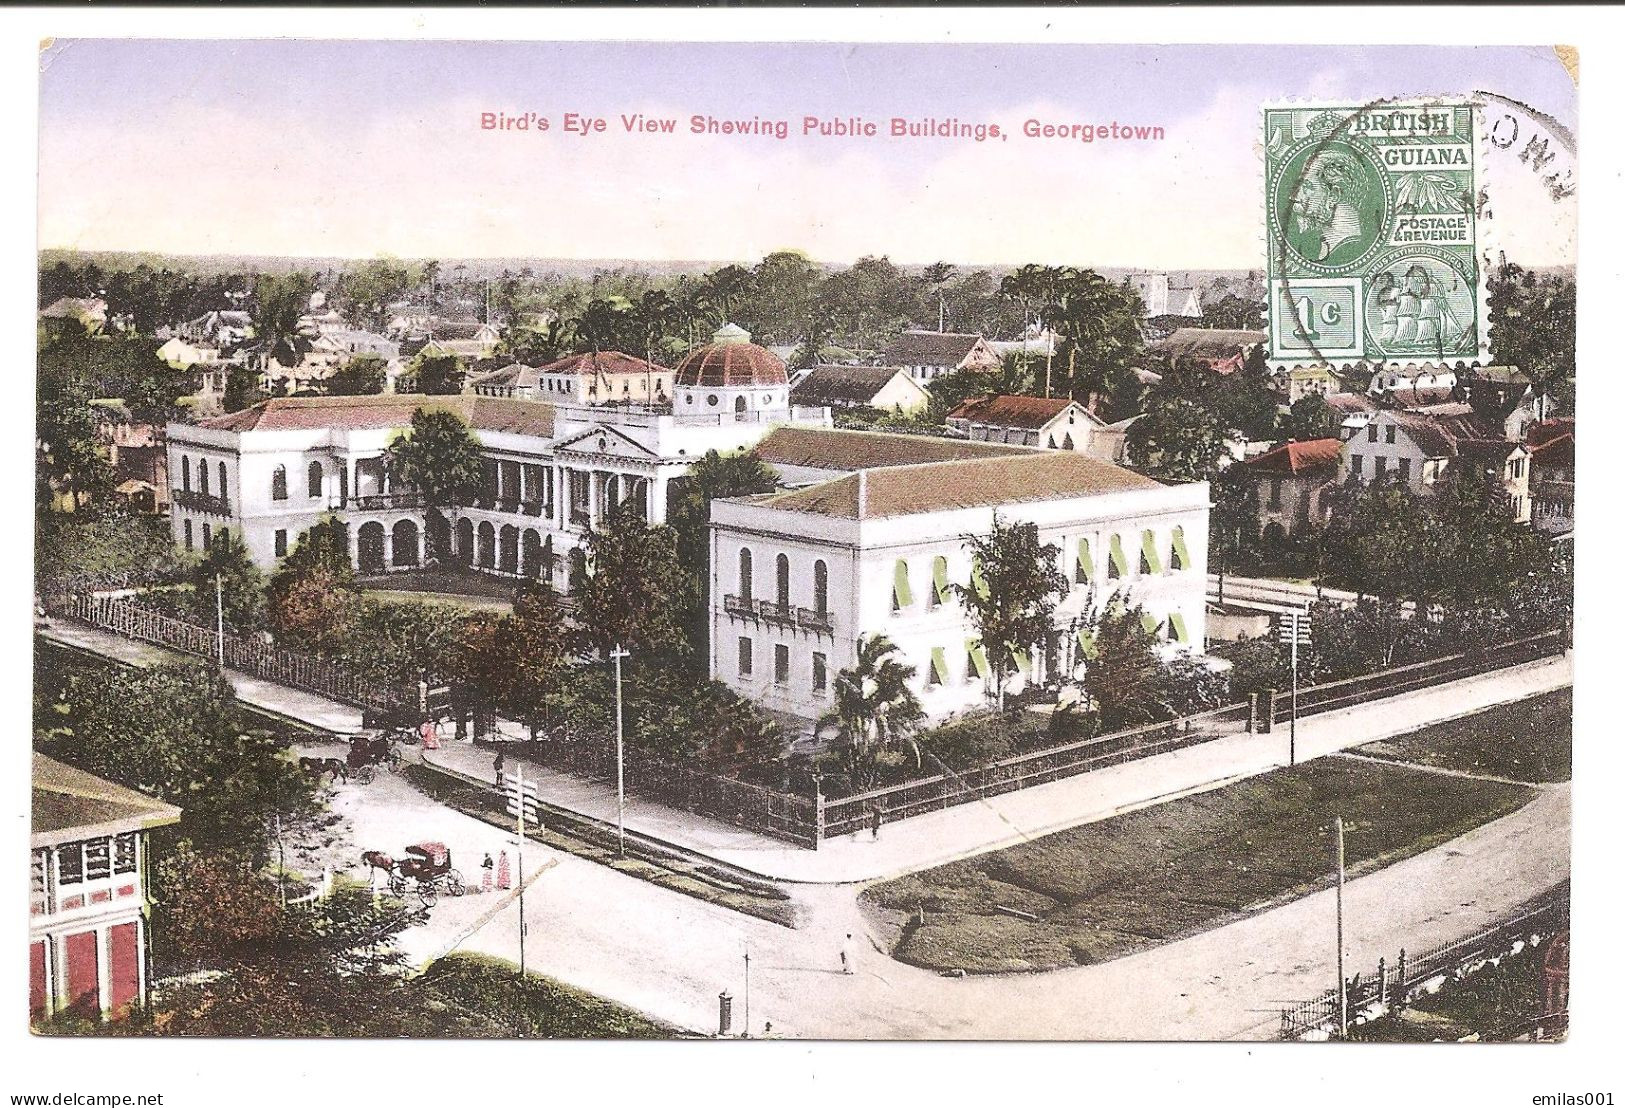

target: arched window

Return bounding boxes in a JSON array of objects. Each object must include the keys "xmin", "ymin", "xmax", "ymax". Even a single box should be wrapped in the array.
[
  {"xmin": 218, "ymin": 462, "xmax": 226, "ymax": 498},
  {"xmin": 307, "ymin": 460, "xmax": 324, "ymax": 499},
  {"xmin": 813, "ymin": 560, "xmax": 828, "ymax": 616},
  {"xmin": 181, "ymin": 456, "xmax": 191, "ymax": 492},
  {"xmin": 734, "ymin": 395, "xmax": 747, "ymax": 414},
  {"xmin": 198, "ymin": 460, "xmax": 210, "ymax": 496},
  {"xmin": 271, "ymin": 465, "xmax": 288, "ymax": 501},
  {"xmin": 775, "ymin": 553, "xmax": 790, "ymax": 608},
  {"xmin": 738, "ymin": 548, "xmax": 753, "ymax": 602}
]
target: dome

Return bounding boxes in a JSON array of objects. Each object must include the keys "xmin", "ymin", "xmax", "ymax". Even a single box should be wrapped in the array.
[{"xmin": 673, "ymin": 323, "xmax": 789, "ymax": 388}]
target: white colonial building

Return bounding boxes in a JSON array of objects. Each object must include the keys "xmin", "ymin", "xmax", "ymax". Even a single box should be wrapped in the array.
[
  {"xmin": 165, "ymin": 325, "xmax": 831, "ymax": 580},
  {"xmin": 709, "ymin": 429, "xmax": 1210, "ymax": 724}
]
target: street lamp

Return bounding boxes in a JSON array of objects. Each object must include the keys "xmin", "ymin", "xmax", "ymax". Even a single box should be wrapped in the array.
[{"xmin": 610, "ymin": 644, "xmax": 629, "ymax": 857}]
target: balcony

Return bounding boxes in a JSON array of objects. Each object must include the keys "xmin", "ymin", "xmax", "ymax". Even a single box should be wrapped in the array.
[
  {"xmin": 757, "ymin": 599, "xmax": 795, "ymax": 624},
  {"xmin": 519, "ymin": 500, "xmax": 547, "ymax": 517},
  {"xmin": 171, "ymin": 488, "xmax": 230, "ymax": 516},
  {"xmin": 723, "ymin": 594, "xmax": 756, "ymax": 618},
  {"xmin": 796, "ymin": 606, "xmax": 834, "ymax": 633},
  {"xmin": 352, "ymin": 492, "xmax": 425, "ymax": 512}
]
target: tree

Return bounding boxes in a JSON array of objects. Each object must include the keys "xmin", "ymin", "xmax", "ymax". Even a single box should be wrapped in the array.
[
  {"xmin": 386, "ymin": 407, "xmax": 483, "ymax": 561},
  {"xmin": 1488, "ymin": 259, "xmax": 1575, "ymax": 400},
  {"xmin": 1082, "ymin": 604, "xmax": 1169, "ymax": 732},
  {"xmin": 952, "ymin": 514, "xmax": 1068, "ymax": 710},
  {"xmin": 1126, "ymin": 394, "xmax": 1230, "ymax": 483},
  {"xmin": 1200, "ymin": 293, "xmax": 1266, "ymax": 330},
  {"xmin": 455, "ymin": 581, "xmax": 571, "ymax": 738},
  {"xmin": 1041, "ymin": 268, "xmax": 1146, "ymax": 413},
  {"xmin": 36, "ymin": 505, "xmax": 182, "ymax": 600},
  {"xmin": 1282, "ymin": 392, "xmax": 1341, "ymax": 442},
  {"xmin": 665, "ymin": 450, "xmax": 779, "ymax": 657},
  {"xmin": 190, "ymin": 528, "xmax": 266, "ymax": 633},
  {"xmin": 36, "ymin": 377, "xmax": 116, "ymax": 510},
  {"xmin": 413, "ymin": 351, "xmax": 466, "ymax": 396},
  {"xmin": 818, "ymin": 634, "xmax": 925, "ymax": 790},
  {"xmin": 249, "ymin": 272, "xmax": 314, "ymax": 354},
  {"xmin": 739, "ymin": 250, "xmax": 823, "ymax": 344},
  {"xmin": 224, "ymin": 363, "xmax": 265, "ymax": 413},
  {"xmin": 570, "ymin": 507, "xmax": 693, "ymax": 659},
  {"xmin": 266, "ymin": 517, "xmax": 358, "ymax": 651},
  {"xmin": 326, "ymin": 353, "xmax": 388, "ymax": 396},
  {"xmin": 335, "ymin": 257, "xmax": 423, "ymax": 332}
]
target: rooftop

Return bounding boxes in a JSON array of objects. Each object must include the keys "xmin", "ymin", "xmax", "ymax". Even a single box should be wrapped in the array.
[
  {"xmin": 193, "ymin": 394, "xmax": 556, "ymax": 438},
  {"xmin": 789, "ymin": 365, "xmax": 915, "ymax": 407},
  {"xmin": 751, "ymin": 425, "xmax": 1029, "ymax": 472},
  {"xmin": 1242, "ymin": 438, "xmax": 1344, "ymax": 475},
  {"xmin": 881, "ymin": 330, "xmax": 988, "ymax": 367},
  {"xmin": 33, "ymin": 753, "xmax": 182, "ymax": 849},
  {"xmin": 1146, "ymin": 327, "xmax": 1265, "ymax": 362},
  {"xmin": 946, "ymin": 394, "xmax": 1096, "ymax": 430},
  {"xmin": 674, "ymin": 324, "xmax": 789, "ymax": 388},
  {"xmin": 537, "ymin": 350, "xmax": 667, "ymax": 378}
]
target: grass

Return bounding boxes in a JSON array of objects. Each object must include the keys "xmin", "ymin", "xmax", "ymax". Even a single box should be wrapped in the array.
[
  {"xmin": 417, "ymin": 952, "xmax": 678, "ymax": 1038},
  {"xmin": 356, "ymin": 565, "xmax": 523, "ymax": 604},
  {"xmin": 1357, "ymin": 688, "xmax": 1571, "ymax": 783},
  {"xmin": 400, "ymin": 762, "xmax": 798, "ymax": 928},
  {"xmin": 862, "ymin": 758, "xmax": 1535, "ymax": 974}
]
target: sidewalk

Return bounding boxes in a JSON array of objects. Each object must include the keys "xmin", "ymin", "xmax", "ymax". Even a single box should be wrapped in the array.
[
  {"xmin": 38, "ymin": 620, "xmax": 366, "ymax": 734},
  {"xmin": 432, "ymin": 650, "xmax": 1573, "ymax": 885}
]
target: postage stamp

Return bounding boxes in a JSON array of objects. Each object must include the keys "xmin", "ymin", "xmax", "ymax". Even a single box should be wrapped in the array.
[{"xmin": 1264, "ymin": 101, "xmax": 1487, "ymax": 368}]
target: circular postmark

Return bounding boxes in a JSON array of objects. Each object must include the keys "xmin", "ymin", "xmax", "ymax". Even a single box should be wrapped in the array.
[{"xmin": 1362, "ymin": 249, "xmax": 1479, "ymax": 361}]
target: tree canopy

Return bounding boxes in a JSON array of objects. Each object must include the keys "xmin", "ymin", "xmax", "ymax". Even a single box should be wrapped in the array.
[{"xmin": 953, "ymin": 514, "xmax": 1068, "ymax": 710}]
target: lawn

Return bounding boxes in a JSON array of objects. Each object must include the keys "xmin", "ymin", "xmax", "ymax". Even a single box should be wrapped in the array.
[
  {"xmin": 862, "ymin": 758, "xmax": 1535, "ymax": 974},
  {"xmin": 1356, "ymin": 688, "xmax": 1571, "ymax": 783},
  {"xmin": 357, "ymin": 565, "xmax": 523, "ymax": 606},
  {"xmin": 416, "ymin": 953, "xmax": 678, "ymax": 1038}
]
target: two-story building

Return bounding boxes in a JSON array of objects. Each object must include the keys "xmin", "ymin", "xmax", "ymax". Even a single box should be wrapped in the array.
[
  {"xmin": 532, "ymin": 350, "xmax": 672, "ymax": 406},
  {"xmin": 1338, "ymin": 409, "xmax": 1532, "ymax": 522},
  {"xmin": 1237, "ymin": 438, "xmax": 1342, "ymax": 539},
  {"xmin": 709, "ymin": 435, "xmax": 1210, "ymax": 724},
  {"xmin": 880, "ymin": 330, "xmax": 1002, "ymax": 383},
  {"xmin": 165, "ymin": 325, "xmax": 832, "ymax": 581},
  {"xmin": 945, "ymin": 394, "xmax": 1104, "ymax": 453},
  {"xmin": 32, "ymin": 754, "xmax": 181, "ymax": 1024}
]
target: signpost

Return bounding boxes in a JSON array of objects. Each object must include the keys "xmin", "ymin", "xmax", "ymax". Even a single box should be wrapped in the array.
[
  {"xmin": 1276, "ymin": 608, "xmax": 1311, "ymax": 765},
  {"xmin": 610, "ymin": 644, "xmax": 630, "ymax": 857},
  {"xmin": 1335, "ymin": 815, "xmax": 1348, "ymax": 1040},
  {"xmin": 502, "ymin": 768, "xmax": 543, "ymax": 976}
]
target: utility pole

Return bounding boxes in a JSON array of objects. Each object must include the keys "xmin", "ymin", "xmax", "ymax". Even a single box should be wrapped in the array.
[
  {"xmin": 611, "ymin": 644, "xmax": 629, "ymax": 857},
  {"xmin": 516, "ymin": 763, "xmax": 527, "ymax": 977},
  {"xmin": 1335, "ymin": 815, "xmax": 1347, "ymax": 1040},
  {"xmin": 743, "ymin": 947, "xmax": 752, "ymax": 1039},
  {"xmin": 1290, "ymin": 609, "xmax": 1300, "ymax": 766},
  {"xmin": 214, "ymin": 573, "xmax": 225, "ymax": 664}
]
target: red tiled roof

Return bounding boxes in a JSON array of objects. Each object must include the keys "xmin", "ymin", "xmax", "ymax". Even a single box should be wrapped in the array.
[
  {"xmin": 750, "ymin": 426, "xmax": 1029, "ymax": 472},
  {"xmin": 674, "ymin": 339, "xmax": 788, "ymax": 388},
  {"xmin": 1530, "ymin": 432, "xmax": 1574, "ymax": 468},
  {"xmin": 537, "ymin": 350, "xmax": 668, "ymax": 377},
  {"xmin": 1242, "ymin": 438, "xmax": 1343, "ymax": 475},
  {"xmin": 946, "ymin": 394, "xmax": 1092, "ymax": 429},
  {"xmin": 753, "ymin": 450, "xmax": 1164, "ymax": 520},
  {"xmin": 1527, "ymin": 418, "xmax": 1576, "ymax": 449},
  {"xmin": 194, "ymin": 394, "xmax": 555, "ymax": 438}
]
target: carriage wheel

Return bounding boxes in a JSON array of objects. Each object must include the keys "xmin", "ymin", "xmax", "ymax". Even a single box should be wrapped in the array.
[
  {"xmin": 388, "ymin": 872, "xmax": 406, "ymax": 897},
  {"xmin": 446, "ymin": 870, "xmax": 465, "ymax": 896},
  {"xmin": 417, "ymin": 881, "xmax": 438, "ymax": 908},
  {"xmin": 355, "ymin": 765, "xmax": 375, "ymax": 785}
]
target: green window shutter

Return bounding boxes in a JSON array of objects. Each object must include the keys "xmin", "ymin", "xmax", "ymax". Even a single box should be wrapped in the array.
[
  {"xmin": 1075, "ymin": 624, "xmax": 1096, "ymax": 659},
  {"xmin": 970, "ymin": 557, "xmax": 990, "ymax": 599},
  {"xmin": 932, "ymin": 556, "xmax": 951, "ymax": 604},
  {"xmin": 1141, "ymin": 530, "xmax": 1163, "ymax": 575},
  {"xmin": 1012, "ymin": 648, "xmax": 1033, "ymax": 675},
  {"xmin": 1171, "ymin": 526, "xmax": 1191, "ymax": 572},
  {"xmin": 1076, "ymin": 538, "xmax": 1094, "ymax": 582},
  {"xmin": 966, "ymin": 639, "xmax": 991, "ymax": 681},
  {"xmin": 1141, "ymin": 612, "xmax": 1161, "ymax": 636},
  {"xmin": 1109, "ymin": 534, "xmax": 1129, "ymax": 577},
  {"xmin": 1169, "ymin": 611, "xmax": 1190, "ymax": 645},
  {"xmin": 930, "ymin": 646, "xmax": 949, "ymax": 685},
  {"xmin": 893, "ymin": 559, "xmax": 914, "ymax": 609}
]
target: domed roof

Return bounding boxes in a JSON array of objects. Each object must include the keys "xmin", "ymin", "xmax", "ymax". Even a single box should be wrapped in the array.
[{"xmin": 674, "ymin": 323, "xmax": 789, "ymax": 388}]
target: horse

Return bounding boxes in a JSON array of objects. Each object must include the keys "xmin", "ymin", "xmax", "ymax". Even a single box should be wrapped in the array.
[
  {"xmin": 360, "ymin": 850, "xmax": 397, "ymax": 881},
  {"xmin": 300, "ymin": 756, "xmax": 349, "ymax": 782}
]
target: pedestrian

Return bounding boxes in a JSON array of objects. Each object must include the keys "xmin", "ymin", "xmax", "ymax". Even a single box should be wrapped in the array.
[
  {"xmin": 493, "ymin": 748, "xmax": 505, "ymax": 787},
  {"xmin": 870, "ymin": 804, "xmax": 882, "ymax": 841},
  {"xmin": 421, "ymin": 717, "xmax": 440, "ymax": 751},
  {"xmin": 496, "ymin": 849, "xmax": 512, "ymax": 890},
  {"xmin": 840, "ymin": 932, "xmax": 854, "ymax": 975},
  {"xmin": 481, "ymin": 852, "xmax": 494, "ymax": 893}
]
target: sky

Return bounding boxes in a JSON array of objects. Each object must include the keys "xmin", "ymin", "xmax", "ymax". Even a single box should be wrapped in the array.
[{"xmin": 37, "ymin": 40, "xmax": 1579, "ymax": 269}]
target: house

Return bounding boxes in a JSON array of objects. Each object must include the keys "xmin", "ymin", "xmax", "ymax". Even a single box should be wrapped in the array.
[
  {"xmin": 1273, "ymin": 364, "xmax": 1341, "ymax": 405},
  {"xmin": 1238, "ymin": 438, "xmax": 1342, "ymax": 539},
  {"xmin": 1462, "ymin": 366, "xmax": 1553, "ymax": 441},
  {"xmin": 32, "ymin": 754, "xmax": 181, "ymax": 1025},
  {"xmin": 165, "ymin": 323, "xmax": 831, "ymax": 576},
  {"xmin": 1126, "ymin": 274, "xmax": 1202, "ymax": 320},
  {"xmin": 1528, "ymin": 419, "xmax": 1575, "ymax": 534},
  {"xmin": 94, "ymin": 406, "xmax": 169, "ymax": 513},
  {"xmin": 157, "ymin": 336, "xmax": 224, "ymax": 369},
  {"xmin": 946, "ymin": 394, "xmax": 1103, "ymax": 452},
  {"xmin": 180, "ymin": 309, "xmax": 253, "ymax": 348},
  {"xmin": 39, "ymin": 297, "xmax": 109, "ymax": 336},
  {"xmin": 467, "ymin": 362, "xmax": 545, "ymax": 400},
  {"xmin": 789, "ymin": 365, "xmax": 929, "ymax": 414},
  {"xmin": 986, "ymin": 324, "xmax": 1059, "ymax": 362},
  {"xmin": 247, "ymin": 334, "xmax": 348, "ymax": 389},
  {"xmin": 327, "ymin": 329, "xmax": 400, "ymax": 361},
  {"xmin": 710, "ymin": 443, "xmax": 1210, "ymax": 724},
  {"xmin": 1144, "ymin": 328, "xmax": 1265, "ymax": 376},
  {"xmin": 1325, "ymin": 392, "xmax": 1379, "ymax": 439},
  {"xmin": 419, "ymin": 320, "xmax": 501, "ymax": 361},
  {"xmin": 1367, "ymin": 363, "xmax": 1457, "ymax": 399},
  {"xmin": 532, "ymin": 350, "xmax": 672, "ymax": 406},
  {"xmin": 1339, "ymin": 409, "xmax": 1532, "ymax": 521},
  {"xmin": 880, "ymin": 330, "xmax": 1002, "ymax": 383}
]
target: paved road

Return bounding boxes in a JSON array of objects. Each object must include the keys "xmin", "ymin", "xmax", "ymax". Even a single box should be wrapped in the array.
[{"xmin": 342, "ymin": 763, "xmax": 1569, "ymax": 1040}]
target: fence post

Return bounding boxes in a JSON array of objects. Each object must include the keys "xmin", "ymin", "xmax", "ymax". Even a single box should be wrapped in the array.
[
  {"xmin": 1247, "ymin": 692, "xmax": 1259, "ymax": 733},
  {"xmin": 1395, "ymin": 948, "xmax": 1406, "ymax": 1005},
  {"xmin": 813, "ymin": 788, "xmax": 825, "ymax": 849},
  {"xmin": 1377, "ymin": 957, "xmax": 1387, "ymax": 1006},
  {"xmin": 1261, "ymin": 690, "xmax": 1277, "ymax": 734}
]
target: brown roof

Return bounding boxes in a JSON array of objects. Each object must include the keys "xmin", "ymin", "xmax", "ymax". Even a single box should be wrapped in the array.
[
  {"xmin": 1325, "ymin": 393, "xmax": 1378, "ymax": 414},
  {"xmin": 881, "ymin": 330, "xmax": 988, "ymax": 367},
  {"xmin": 674, "ymin": 339, "xmax": 788, "ymax": 388},
  {"xmin": 196, "ymin": 394, "xmax": 555, "ymax": 438},
  {"xmin": 33, "ymin": 753, "xmax": 181, "ymax": 849},
  {"xmin": 946, "ymin": 394, "xmax": 1089, "ymax": 429},
  {"xmin": 1454, "ymin": 439, "xmax": 1525, "ymax": 465},
  {"xmin": 1527, "ymin": 418, "xmax": 1576, "ymax": 449},
  {"xmin": 751, "ymin": 426, "xmax": 1029, "ymax": 472},
  {"xmin": 1242, "ymin": 438, "xmax": 1343, "ymax": 476},
  {"xmin": 753, "ymin": 450, "xmax": 1164, "ymax": 520},
  {"xmin": 789, "ymin": 365, "xmax": 914, "ymax": 407},
  {"xmin": 537, "ymin": 351, "xmax": 668, "ymax": 378},
  {"xmin": 1530, "ymin": 432, "xmax": 1574, "ymax": 468},
  {"xmin": 1146, "ymin": 328, "xmax": 1265, "ymax": 361},
  {"xmin": 469, "ymin": 363, "xmax": 543, "ymax": 390},
  {"xmin": 1383, "ymin": 410, "xmax": 1503, "ymax": 457}
]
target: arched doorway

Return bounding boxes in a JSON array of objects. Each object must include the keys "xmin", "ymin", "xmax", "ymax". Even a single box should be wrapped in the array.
[
  {"xmin": 391, "ymin": 519, "xmax": 420, "ymax": 567},
  {"xmin": 425, "ymin": 512, "xmax": 450, "ymax": 564},
  {"xmin": 734, "ymin": 395, "xmax": 747, "ymax": 414},
  {"xmin": 477, "ymin": 521, "xmax": 496, "ymax": 569},
  {"xmin": 521, "ymin": 529, "xmax": 543, "ymax": 578},
  {"xmin": 455, "ymin": 518, "xmax": 475, "ymax": 566},
  {"xmin": 499, "ymin": 525, "xmax": 519, "ymax": 574},
  {"xmin": 358, "ymin": 522, "xmax": 386, "ymax": 575}
]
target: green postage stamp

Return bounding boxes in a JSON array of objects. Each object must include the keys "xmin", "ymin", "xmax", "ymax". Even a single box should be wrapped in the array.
[{"xmin": 1265, "ymin": 100, "xmax": 1487, "ymax": 368}]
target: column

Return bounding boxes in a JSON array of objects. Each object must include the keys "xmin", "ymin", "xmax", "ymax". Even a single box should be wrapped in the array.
[
  {"xmin": 416, "ymin": 525, "xmax": 426, "ymax": 567},
  {"xmin": 587, "ymin": 470, "xmax": 600, "ymax": 528},
  {"xmin": 347, "ymin": 525, "xmax": 360, "ymax": 570}
]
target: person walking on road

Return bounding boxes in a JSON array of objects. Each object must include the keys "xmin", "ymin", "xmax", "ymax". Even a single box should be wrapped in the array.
[
  {"xmin": 493, "ymin": 749, "xmax": 505, "ymax": 787},
  {"xmin": 481, "ymin": 852, "xmax": 494, "ymax": 893},
  {"xmin": 870, "ymin": 805, "xmax": 882, "ymax": 841},
  {"xmin": 840, "ymin": 933, "xmax": 855, "ymax": 975}
]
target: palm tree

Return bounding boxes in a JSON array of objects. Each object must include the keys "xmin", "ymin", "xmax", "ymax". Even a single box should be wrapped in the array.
[{"xmin": 818, "ymin": 634, "xmax": 925, "ymax": 790}]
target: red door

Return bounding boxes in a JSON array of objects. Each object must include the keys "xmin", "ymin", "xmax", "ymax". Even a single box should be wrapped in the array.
[
  {"xmin": 108, "ymin": 923, "xmax": 140, "ymax": 1016},
  {"xmin": 30, "ymin": 941, "xmax": 47, "ymax": 1021},
  {"xmin": 64, "ymin": 930, "xmax": 100, "ymax": 1018}
]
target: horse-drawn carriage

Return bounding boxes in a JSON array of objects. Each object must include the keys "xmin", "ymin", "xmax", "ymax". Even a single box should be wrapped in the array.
[
  {"xmin": 361, "ymin": 841, "xmax": 465, "ymax": 906},
  {"xmin": 346, "ymin": 733, "xmax": 401, "ymax": 784}
]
